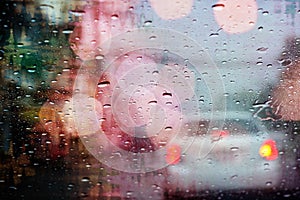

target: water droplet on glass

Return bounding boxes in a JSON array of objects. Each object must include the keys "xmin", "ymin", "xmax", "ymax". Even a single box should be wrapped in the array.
[
  {"xmin": 165, "ymin": 126, "xmax": 173, "ymax": 131},
  {"xmin": 149, "ymin": 35, "xmax": 157, "ymax": 40},
  {"xmin": 281, "ymin": 59, "xmax": 292, "ymax": 66},
  {"xmin": 103, "ymin": 104, "xmax": 111, "ymax": 108},
  {"xmin": 256, "ymin": 47, "xmax": 268, "ymax": 53},
  {"xmin": 27, "ymin": 68, "xmax": 36, "ymax": 73},
  {"xmin": 148, "ymin": 100, "xmax": 158, "ymax": 105},
  {"xmin": 152, "ymin": 70, "xmax": 159, "ymax": 75},
  {"xmin": 13, "ymin": 71, "xmax": 19, "ymax": 75},
  {"xmin": 111, "ymin": 14, "xmax": 119, "ymax": 20},
  {"xmin": 86, "ymin": 164, "xmax": 91, "ymax": 168},
  {"xmin": 262, "ymin": 11, "xmax": 269, "ymax": 16},
  {"xmin": 67, "ymin": 183, "xmax": 75, "ymax": 190},
  {"xmin": 81, "ymin": 177, "xmax": 90, "ymax": 182},
  {"xmin": 69, "ymin": 10, "xmax": 85, "ymax": 17},
  {"xmin": 126, "ymin": 191, "xmax": 133, "ymax": 196},
  {"xmin": 283, "ymin": 194, "xmax": 291, "ymax": 198},
  {"xmin": 249, "ymin": 21, "xmax": 255, "ymax": 25},
  {"xmin": 62, "ymin": 29, "xmax": 73, "ymax": 34},
  {"xmin": 144, "ymin": 20, "xmax": 152, "ymax": 26},
  {"xmin": 162, "ymin": 92, "xmax": 172, "ymax": 98},
  {"xmin": 258, "ymin": 26, "xmax": 263, "ymax": 31},
  {"xmin": 209, "ymin": 33, "xmax": 219, "ymax": 37},
  {"xmin": 266, "ymin": 181, "xmax": 272, "ymax": 186},
  {"xmin": 98, "ymin": 81, "xmax": 110, "ymax": 88},
  {"xmin": 230, "ymin": 147, "xmax": 239, "ymax": 151},
  {"xmin": 17, "ymin": 43, "xmax": 24, "ymax": 47},
  {"xmin": 212, "ymin": 4, "xmax": 225, "ymax": 11},
  {"xmin": 231, "ymin": 175, "xmax": 238, "ymax": 180},
  {"xmin": 95, "ymin": 54, "xmax": 104, "ymax": 60}
]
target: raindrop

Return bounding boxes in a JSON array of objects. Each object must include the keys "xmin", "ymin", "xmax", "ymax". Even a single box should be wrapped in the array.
[
  {"xmin": 95, "ymin": 54, "xmax": 104, "ymax": 60},
  {"xmin": 262, "ymin": 11, "xmax": 269, "ymax": 16},
  {"xmin": 149, "ymin": 35, "xmax": 157, "ymax": 40},
  {"xmin": 111, "ymin": 14, "xmax": 119, "ymax": 20},
  {"xmin": 152, "ymin": 70, "xmax": 159, "ymax": 75},
  {"xmin": 99, "ymin": 118, "xmax": 106, "ymax": 122},
  {"xmin": 165, "ymin": 126, "xmax": 173, "ymax": 131},
  {"xmin": 281, "ymin": 59, "xmax": 292, "ymax": 66},
  {"xmin": 209, "ymin": 33, "xmax": 219, "ymax": 37},
  {"xmin": 231, "ymin": 175, "xmax": 238, "ymax": 180},
  {"xmin": 256, "ymin": 47, "xmax": 268, "ymax": 53},
  {"xmin": 103, "ymin": 104, "xmax": 111, "ymax": 108},
  {"xmin": 144, "ymin": 20, "xmax": 152, "ymax": 26},
  {"xmin": 148, "ymin": 100, "xmax": 158, "ymax": 105},
  {"xmin": 249, "ymin": 21, "xmax": 255, "ymax": 26},
  {"xmin": 97, "ymin": 81, "xmax": 110, "ymax": 88},
  {"xmin": 266, "ymin": 181, "xmax": 272, "ymax": 186},
  {"xmin": 126, "ymin": 191, "xmax": 133, "ymax": 196},
  {"xmin": 68, "ymin": 183, "xmax": 75, "ymax": 188},
  {"xmin": 212, "ymin": 4, "xmax": 225, "ymax": 11},
  {"xmin": 258, "ymin": 26, "xmax": 263, "ymax": 31},
  {"xmin": 62, "ymin": 29, "xmax": 73, "ymax": 34},
  {"xmin": 17, "ymin": 43, "xmax": 24, "ymax": 47},
  {"xmin": 162, "ymin": 92, "xmax": 172, "ymax": 98},
  {"xmin": 283, "ymin": 194, "xmax": 291, "ymax": 198},
  {"xmin": 81, "ymin": 177, "xmax": 90, "ymax": 182},
  {"xmin": 85, "ymin": 163, "xmax": 91, "ymax": 168},
  {"xmin": 69, "ymin": 10, "xmax": 85, "ymax": 17},
  {"xmin": 230, "ymin": 147, "xmax": 239, "ymax": 151},
  {"xmin": 27, "ymin": 68, "xmax": 36, "ymax": 73}
]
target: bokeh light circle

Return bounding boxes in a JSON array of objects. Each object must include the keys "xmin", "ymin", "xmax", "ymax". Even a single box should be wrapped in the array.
[{"xmin": 72, "ymin": 28, "xmax": 226, "ymax": 173}]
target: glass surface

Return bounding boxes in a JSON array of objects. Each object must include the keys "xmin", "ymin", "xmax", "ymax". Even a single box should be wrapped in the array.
[{"xmin": 0, "ymin": 0, "xmax": 299, "ymax": 199}]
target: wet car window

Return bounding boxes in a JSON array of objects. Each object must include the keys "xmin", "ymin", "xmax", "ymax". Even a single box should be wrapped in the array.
[{"xmin": 0, "ymin": 0, "xmax": 300, "ymax": 199}]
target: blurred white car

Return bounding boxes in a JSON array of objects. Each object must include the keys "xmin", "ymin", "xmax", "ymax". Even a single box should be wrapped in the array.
[{"xmin": 164, "ymin": 111, "xmax": 293, "ymax": 193}]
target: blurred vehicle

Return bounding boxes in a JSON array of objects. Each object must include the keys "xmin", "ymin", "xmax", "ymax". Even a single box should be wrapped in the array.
[{"xmin": 164, "ymin": 111, "xmax": 297, "ymax": 195}]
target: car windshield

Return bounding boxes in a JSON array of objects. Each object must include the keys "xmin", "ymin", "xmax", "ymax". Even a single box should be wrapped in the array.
[{"xmin": 0, "ymin": 1, "xmax": 299, "ymax": 199}]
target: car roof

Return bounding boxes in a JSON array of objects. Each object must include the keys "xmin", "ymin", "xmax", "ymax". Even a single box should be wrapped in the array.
[{"xmin": 184, "ymin": 111, "xmax": 255, "ymax": 122}]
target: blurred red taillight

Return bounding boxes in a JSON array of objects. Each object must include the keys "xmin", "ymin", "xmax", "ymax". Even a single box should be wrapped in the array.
[
  {"xmin": 166, "ymin": 144, "xmax": 181, "ymax": 165},
  {"xmin": 259, "ymin": 139, "xmax": 278, "ymax": 161}
]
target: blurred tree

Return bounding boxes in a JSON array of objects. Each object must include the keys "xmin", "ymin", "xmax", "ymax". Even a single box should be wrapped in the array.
[{"xmin": 271, "ymin": 37, "xmax": 300, "ymax": 121}]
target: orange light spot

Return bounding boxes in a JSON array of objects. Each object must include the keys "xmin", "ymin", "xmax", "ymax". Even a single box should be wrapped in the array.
[
  {"xmin": 166, "ymin": 144, "xmax": 181, "ymax": 165},
  {"xmin": 259, "ymin": 140, "xmax": 278, "ymax": 161},
  {"xmin": 149, "ymin": 0, "xmax": 193, "ymax": 20},
  {"xmin": 213, "ymin": 0, "xmax": 258, "ymax": 34}
]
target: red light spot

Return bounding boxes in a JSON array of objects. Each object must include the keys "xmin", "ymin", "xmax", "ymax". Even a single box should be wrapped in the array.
[{"xmin": 211, "ymin": 130, "xmax": 229, "ymax": 138}]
